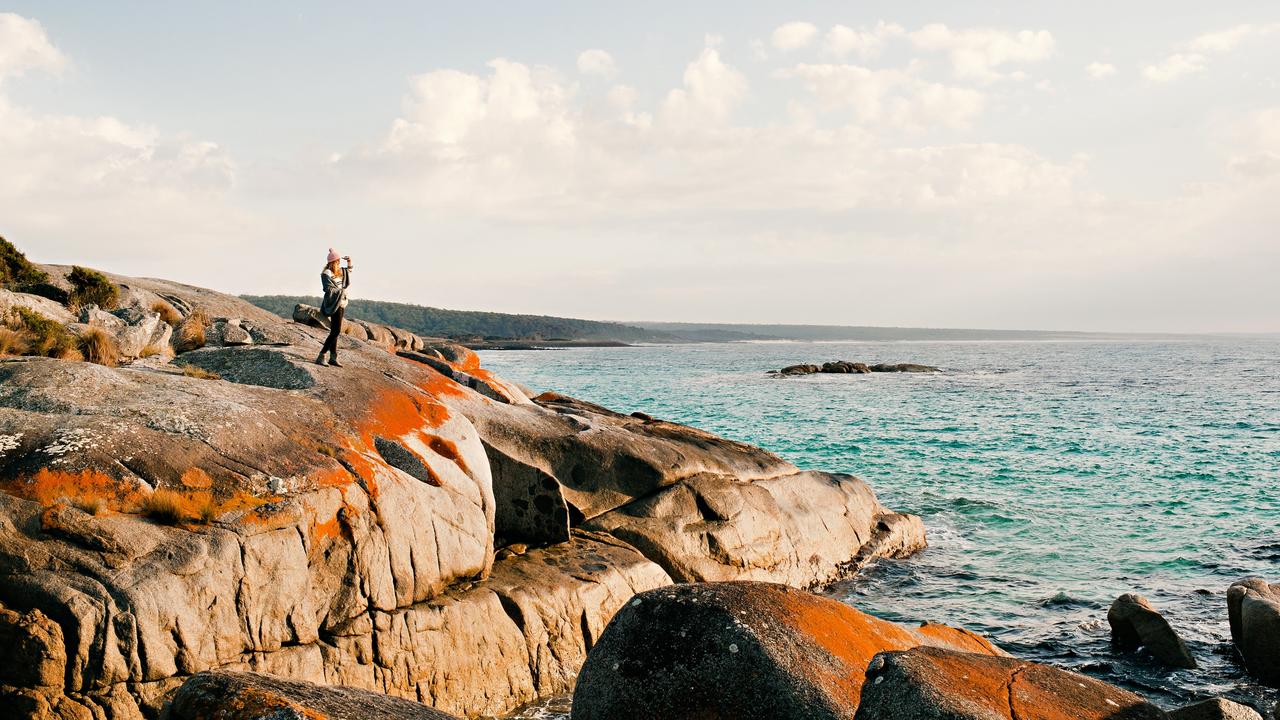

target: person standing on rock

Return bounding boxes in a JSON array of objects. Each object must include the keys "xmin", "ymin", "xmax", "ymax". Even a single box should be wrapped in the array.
[{"xmin": 316, "ymin": 249, "xmax": 353, "ymax": 367}]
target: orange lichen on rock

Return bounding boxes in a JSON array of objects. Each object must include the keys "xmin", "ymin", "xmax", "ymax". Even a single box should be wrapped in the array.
[
  {"xmin": 571, "ymin": 581, "xmax": 1008, "ymax": 720},
  {"xmin": 179, "ymin": 467, "xmax": 214, "ymax": 489},
  {"xmin": 425, "ymin": 435, "xmax": 471, "ymax": 477},
  {"xmin": 413, "ymin": 365, "xmax": 467, "ymax": 401},
  {"xmin": 217, "ymin": 686, "xmax": 327, "ymax": 720},
  {"xmin": 915, "ymin": 620, "xmax": 1005, "ymax": 656},
  {"xmin": 859, "ymin": 645, "xmax": 1164, "ymax": 720},
  {"xmin": 310, "ymin": 512, "xmax": 345, "ymax": 543},
  {"xmin": 759, "ymin": 584, "xmax": 938, "ymax": 707},
  {"xmin": 1, "ymin": 468, "xmax": 144, "ymax": 513},
  {"xmin": 358, "ymin": 387, "xmax": 451, "ymax": 440}
]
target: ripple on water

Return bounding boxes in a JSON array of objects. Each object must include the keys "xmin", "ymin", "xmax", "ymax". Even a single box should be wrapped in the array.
[{"xmin": 481, "ymin": 339, "xmax": 1280, "ymax": 717}]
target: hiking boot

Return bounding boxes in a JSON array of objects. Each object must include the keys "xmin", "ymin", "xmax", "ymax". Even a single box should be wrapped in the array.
[
  {"xmin": 314, "ymin": 352, "xmax": 327, "ymax": 366},
  {"xmin": 328, "ymin": 355, "xmax": 343, "ymax": 367}
]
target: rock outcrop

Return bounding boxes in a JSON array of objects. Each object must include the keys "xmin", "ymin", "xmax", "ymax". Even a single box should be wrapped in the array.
[
  {"xmin": 570, "ymin": 581, "xmax": 1003, "ymax": 720},
  {"xmin": 1108, "ymin": 593, "xmax": 1197, "ymax": 669},
  {"xmin": 854, "ymin": 646, "xmax": 1166, "ymax": 720},
  {"xmin": 771, "ymin": 361, "xmax": 939, "ymax": 376},
  {"xmin": 583, "ymin": 473, "xmax": 925, "ymax": 587},
  {"xmin": 1168, "ymin": 699, "xmax": 1265, "ymax": 720},
  {"xmin": 0, "ymin": 261, "xmax": 926, "ymax": 718},
  {"xmin": 170, "ymin": 670, "xmax": 460, "ymax": 720},
  {"xmin": 1228, "ymin": 578, "xmax": 1280, "ymax": 687}
]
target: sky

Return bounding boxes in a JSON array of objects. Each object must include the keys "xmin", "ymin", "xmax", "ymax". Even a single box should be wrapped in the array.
[{"xmin": 1, "ymin": 2, "xmax": 1277, "ymax": 333}]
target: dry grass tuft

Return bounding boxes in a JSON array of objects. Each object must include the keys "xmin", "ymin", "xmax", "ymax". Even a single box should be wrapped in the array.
[
  {"xmin": 150, "ymin": 300, "xmax": 181, "ymax": 326},
  {"xmin": 0, "ymin": 327, "xmax": 27, "ymax": 356},
  {"xmin": 72, "ymin": 496, "xmax": 104, "ymax": 515},
  {"xmin": 316, "ymin": 444, "xmax": 339, "ymax": 458},
  {"xmin": 77, "ymin": 327, "xmax": 119, "ymax": 367},
  {"xmin": 138, "ymin": 489, "xmax": 189, "ymax": 525},
  {"xmin": 139, "ymin": 343, "xmax": 166, "ymax": 358},
  {"xmin": 8, "ymin": 308, "xmax": 76, "ymax": 359},
  {"xmin": 174, "ymin": 308, "xmax": 209, "ymax": 353},
  {"xmin": 194, "ymin": 496, "xmax": 218, "ymax": 525},
  {"xmin": 181, "ymin": 364, "xmax": 220, "ymax": 380}
]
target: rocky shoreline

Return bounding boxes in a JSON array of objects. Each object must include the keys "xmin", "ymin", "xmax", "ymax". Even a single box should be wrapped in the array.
[
  {"xmin": 0, "ymin": 245, "xmax": 924, "ymax": 719},
  {"xmin": 0, "ymin": 243, "xmax": 1276, "ymax": 720}
]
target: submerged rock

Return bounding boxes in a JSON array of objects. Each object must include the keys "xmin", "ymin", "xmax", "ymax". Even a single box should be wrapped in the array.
[
  {"xmin": 1168, "ymin": 698, "xmax": 1264, "ymax": 720},
  {"xmin": 170, "ymin": 670, "xmax": 460, "ymax": 719},
  {"xmin": 1108, "ymin": 592, "xmax": 1197, "ymax": 668},
  {"xmin": 1228, "ymin": 577, "xmax": 1280, "ymax": 687},
  {"xmin": 571, "ymin": 581, "xmax": 1003, "ymax": 720},
  {"xmin": 855, "ymin": 646, "xmax": 1165, "ymax": 720}
]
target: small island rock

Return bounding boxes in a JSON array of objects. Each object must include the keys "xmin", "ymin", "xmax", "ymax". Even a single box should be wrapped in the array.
[{"xmin": 771, "ymin": 361, "xmax": 939, "ymax": 376}]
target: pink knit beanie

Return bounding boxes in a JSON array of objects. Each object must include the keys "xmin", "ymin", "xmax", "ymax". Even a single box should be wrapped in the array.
[{"xmin": 326, "ymin": 248, "xmax": 340, "ymax": 263}]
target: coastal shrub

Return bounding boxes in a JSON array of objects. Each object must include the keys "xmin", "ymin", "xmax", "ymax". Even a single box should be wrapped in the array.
[
  {"xmin": 0, "ymin": 327, "xmax": 26, "ymax": 356},
  {"xmin": 139, "ymin": 489, "xmax": 187, "ymax": 525},
  {"xmin": 174, "ymin": 308, "xmax": 208, "ymax": 353},
  {"xmin": 150, "ymin": 300, "xmax": 181, "ymax": 326},
  {"xmin": 11, "ymin": 307, "xmax": 76, "ymax": 358},
  {"xmin": 0, "ymin": 236, "xmax": 49, "ymax": 289},
  {"xmin": 67, "ymin": 266, "xmax": 119, "ymax": 310},
  {"xmin": 77, "ymin": 327, "xmax": 119, "ymax": 367},
  {"xmin": 181, "ymin": 364, "xmax": 220, "ymax": 380}
]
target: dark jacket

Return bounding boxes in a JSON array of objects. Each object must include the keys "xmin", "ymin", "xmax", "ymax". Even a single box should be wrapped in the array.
[{"xmin": 320, "ymin": 267, "xmax": 350, "ymax": 317}]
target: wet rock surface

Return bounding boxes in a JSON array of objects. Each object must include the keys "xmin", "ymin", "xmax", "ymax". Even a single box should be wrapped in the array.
[
  {"xmin": 854, "ymin": 645, "xmax": 1166, "ymax": 720},
  {"xmin": 1169, "ymin": 698, "xmax": 1265, "ymax": 720},
  {"xmin": 169, "ymin": 670, "xmax": 461, "ymax": 720},
  {"xmin": 571, "ymin": 581, "xmax": 1003, "ymax": 720},
  {"xmin": 1108, "ymin": 592, "xmax": 1197, "ymax": 669},
  {"xmin": 1229, "ymin": 578, "xmax": 1280, "ymax": 687}
]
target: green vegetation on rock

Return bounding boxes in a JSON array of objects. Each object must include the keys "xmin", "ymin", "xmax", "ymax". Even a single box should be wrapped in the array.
[
  {"xmin": 68, "ymin": 266, "xmax": 119, "ymax": 310},
  {"xmin": 0, "ymin": 236, "xmax": 50, "ymax": 289}
]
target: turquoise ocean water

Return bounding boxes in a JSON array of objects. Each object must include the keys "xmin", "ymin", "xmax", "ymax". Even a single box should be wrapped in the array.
[{"xmin": 480, "ymin": 339, "xmax": 1280, "ymax": 715}]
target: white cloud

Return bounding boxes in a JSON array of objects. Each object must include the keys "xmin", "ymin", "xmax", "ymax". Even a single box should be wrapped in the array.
[
  {"xmin": 659, "ymin": 44, "xmax": 748, "ymax": 128},
  {"xmin": 1086, "ymin": 62, "xmax": 1116, "ymax": 78},
  {"xmin": 0, "ymin": 13, "xmax": 67, "ymax": 82},
  {"xmin": 1187, "ymin": 23, "xmax": 1277, "ymax": 53},
  {"xmin": 824, "ymin": 22, "xmax": 905, "ymax": 59},
  {"xmin": 909, "ymin": 24, "xmax": 1054, "ymax": 82},
  {"xmin": 776, "ymin": 63, "xmax": 984, "ymax": 129},
  {"xmin": 1225, "ymin": 107, "xmax": 1280, "ymax": 177},
  {"xmin": 0, "ymin": 14, "xmax": 247, "ymax": 273},
  {"xmin": 576, "ymin": 49, "xmax": 617, "ymax": 78},
  {"xmin": 1142, "ymin": 53, "xmax": 1206, "ymax": 83},
  {"xmin": 342, "ymin": 45, "xmax": 1070, "ymax": 225},
  {"xmin": 1145, "ymin": 24, "xmax": 1280, "ymax": 83},
  {"xmin": 771, "ymin": 22, "xmax": 818, "ymax": 51}
]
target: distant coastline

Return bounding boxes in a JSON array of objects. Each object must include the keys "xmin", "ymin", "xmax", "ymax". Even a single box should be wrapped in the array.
[{"xmin": 244, "ymin": 294, "xmax": 1213, "ymax": 349}]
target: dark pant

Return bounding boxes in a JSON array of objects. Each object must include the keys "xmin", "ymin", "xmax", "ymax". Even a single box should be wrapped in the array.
[{"xmin": 321, "ymin": 307, "xmax": 344, "ymax": 357}]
